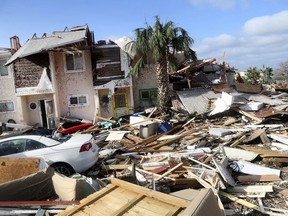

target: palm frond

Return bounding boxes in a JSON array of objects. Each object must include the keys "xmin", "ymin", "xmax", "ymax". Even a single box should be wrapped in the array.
[{"xmin": 129, "ymin": 57, "xmax": 144, "ymax": 77}]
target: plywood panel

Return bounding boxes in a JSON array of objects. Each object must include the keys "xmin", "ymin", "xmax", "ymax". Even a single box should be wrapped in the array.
[
  {"xmin": 125, "ymin": 197, "xmax": 180, "ymax": 216},
  {"xmin": 0, "ymin": 158, "xmax": 40, "ymax": 184}
]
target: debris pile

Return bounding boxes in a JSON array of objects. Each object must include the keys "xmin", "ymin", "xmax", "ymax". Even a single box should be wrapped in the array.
[
  {"xmin": 84, "ymin": 85, "xmax": 288, "ymax": 215},
  {"xmin": 1, "ymin": 83, "xmax": 288, "ymax": 215}
]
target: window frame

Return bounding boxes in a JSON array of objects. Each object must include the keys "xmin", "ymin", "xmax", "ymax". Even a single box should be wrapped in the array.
[
  {"xmin": 64, "ymin": 51, "xmax": 85, "ymax": 73},
  {"xmin": 67, "ymin": 94, "xmax": 89, "ymax": 107},
  {"xmin": 0, "ymin": 59, "xmax": 9, "ymax": 77},
  {"xmin": 0, "ymin": 100, "xmax": 15, "ymax": 113},
  {"xmin": 139, "ymin": 88, "xmax": 158, "ymax": 101}
]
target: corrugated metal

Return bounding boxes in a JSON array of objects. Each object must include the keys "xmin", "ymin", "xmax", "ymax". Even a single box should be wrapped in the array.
[
  {"xmin": 6, "ymin": 27, "xmax": 88, "ymax": 65},
  {"xmin": 176, "ymin": 88, "xmax": 219, "ymax": 114}
]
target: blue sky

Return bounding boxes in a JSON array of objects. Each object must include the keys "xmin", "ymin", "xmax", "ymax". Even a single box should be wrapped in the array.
[{"xmin": 1, "ymin": 0, "xmax": 288, "ymax": 71}]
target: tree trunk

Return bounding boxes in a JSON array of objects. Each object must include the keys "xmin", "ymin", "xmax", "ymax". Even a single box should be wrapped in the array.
[{"xmin": 156, "ymin": 59, "xmax": 171, "ymax": 114}]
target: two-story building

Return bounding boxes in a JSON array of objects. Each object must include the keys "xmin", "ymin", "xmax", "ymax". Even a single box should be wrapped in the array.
[{"xmin": 3, "ymin": 25, "xmax": 134, "ymax": 129}]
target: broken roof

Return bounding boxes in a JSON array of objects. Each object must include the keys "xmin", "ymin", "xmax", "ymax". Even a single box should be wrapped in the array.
[{"xmin": 6, "ymin": 25, "xmax": 89, "ymax": 65}]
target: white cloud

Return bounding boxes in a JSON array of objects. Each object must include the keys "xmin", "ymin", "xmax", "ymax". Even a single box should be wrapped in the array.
[
  {"xmin": 189, "ymin": 0, "xmax": 236, "ymax": 10},
  {"xmin": 242, "ymin": 10, "xmax": 288, "ymax": 35},
  {"xmin": 195, "ymin": 10, "xmax": 288, "ymax": 71}
]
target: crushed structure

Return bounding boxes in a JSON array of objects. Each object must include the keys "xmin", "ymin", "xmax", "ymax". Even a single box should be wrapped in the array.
[{"xmin": 1, "ymin": 25, "xmax": 288, "ymax": 216}]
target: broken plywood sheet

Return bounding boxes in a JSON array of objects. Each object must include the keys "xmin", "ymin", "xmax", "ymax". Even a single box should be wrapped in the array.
[
  {"xmin": 223, "ymin": 147, "xmax": 258, "ymax": 161},
  {"xmin": 234, "ymin": 82, "xmax": 262, "ymax": 93},
  {"xmin": 237, "ymin": 174, "xmax": 281, "ymax": 183},
  {"xmin": 57, "ymin": 178, "xmax": 224, "ymax": 216},
  {"xmin": 239, "ymin": 101, "xmax": 264, "ymax": 111},
  {"xmin": 0, "ymin": 166, "xmax": 55, "ymax": 201},
  {"xmin": 171, "ymin": 188, "xmax": 225, "ymax": 216},
  {"xmin": 176, "ymin": 87, "xmax": 218, "ymax": 115},
  {"xmin": 0, "ymin": 157, "xmax": 43, "ymax": 184},
  {"xmin": 209, "ymin": 128, "xmax": 232, "ymax": 137},
  {"xmin": 268, "ymin": 133, "xmax": 288, "ymax": 145},
  {"xmin": 213, "ymin": 158, "xmax": 236, "ymax": 186},
  {"xmin": 226, "ymin": 185, "xmax": 273, "ymax": 198},
  {"xmin": 230, "ymin": 160, "xmax": 281, "ymax": 176},
  {"xmin": 105, "ymin": 130, "xmax": 130, "ymax": 141},
  {"xmin": 248, "ymin": 95, "xmax": 286, "ymax": 106}
]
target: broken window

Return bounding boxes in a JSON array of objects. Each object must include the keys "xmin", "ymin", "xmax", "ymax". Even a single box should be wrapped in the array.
[
  {"xmin": 65, "ymin": 52, "xmax": 84, "ymax": 72},
  {"xmin": 0, "ymin": 101, "xmax": 14, "ymax": 112},
  {"xmin": 68, "ymin": 95, "xmax": 88, "ymax": 107},
  {"xmin": 0, "ymin": 60, "xmax": 8, "ymax": 76},
  {"xmin": 139, "ymin": 89, "xmax": 158, "ymax": 101}
]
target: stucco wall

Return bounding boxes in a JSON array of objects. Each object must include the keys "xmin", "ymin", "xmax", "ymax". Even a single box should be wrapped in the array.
[
  {"xmin": 19, "ymin": 94, "xmax": 53, "ymax": 126},
  {"xmin": 132, "ymin": 65, "xmax": 158, "ymax": 111},
  {"xmin": 53, "ymin": 50, "xmax": 96, "ymax": 121},
  {"xmin": 0, "ymin": 52, "xmax": 21, "ymax": 124}
]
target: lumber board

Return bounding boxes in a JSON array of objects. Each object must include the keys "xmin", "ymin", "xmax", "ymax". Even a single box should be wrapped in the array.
[
  {"xmin": 111, "ymin": 178, "xmax": 190, "ymax": 208},
  {"xmin": 237, "ymin": 174, "xmax": 281, "ymax": 182},
  {"xmin": 219, "ymin": 191, "xmax": 261, "ymax": 212},
  {"xmin": 110, "ymin": 194, "xmax": 145, "ymax": 216},
  {"xmin": 240, "ymin": 146, "xmax": 288, "ymax": 157},
  {"xmin": 57, "ymin": 184, "xmax": 118, "ymax": 216},
  {"xmin": 128, "ymin": 196, "xmax": 181, "ymax": 215}
]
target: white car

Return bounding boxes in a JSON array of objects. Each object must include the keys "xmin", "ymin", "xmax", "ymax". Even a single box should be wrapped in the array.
[{"xmin": 0, "ymin": 134, "xmax": 99, "ymax": 176}]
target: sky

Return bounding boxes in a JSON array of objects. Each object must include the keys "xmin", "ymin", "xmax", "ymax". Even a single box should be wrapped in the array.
[{"xmin": 1, "ymin": 0, "xmax": 288, "ymax": 71}]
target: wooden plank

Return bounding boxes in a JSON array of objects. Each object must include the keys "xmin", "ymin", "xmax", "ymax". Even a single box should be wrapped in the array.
[
  {"xmin": 111, "ymin": 178, "xmax": 190, "ymax": 208},
  {"xmin": 229, "ymin": 135, "xmax": 246, "ymax": 147},
  {"xmin": 232, "ymin": 108, "xmax": 262, "ymax": 123},
  {"xmin": 219, "ymin": 191, "xmax": 261, "ymax": 212},
  {"xmin": 262, "ymin": 157, "xmax": 288, "ymax": 163},
  {"xmin": 125, "ymin": 134, "xmax": 143, "ymax": 143},
  {"xmin": 237, "ymin": 174, "xmax": 281, "ymax": 182},
  {"xmin": 103, "ymin": 164, "xmax": 131, "ymax": 170},
  {"xmin": 155, "ymin": 162, "xmax": 183, "ymax": 181},
  {"xmin": 128, "ymin": 125, "xmax": 182, "ymax": 151},
  {"xmin": 95, "ymin": 115, "xmax": 116, "ymax": 123},
  {"xmin": 240, "ymin": 146, "xmax": 288, "ymax": 158},
  {"xmin": 128, "ymin": 196, "xmax": 181, "ymax": 215},
  {"xmin": 148, "ymin": 125, "xmax": 208, "ymax": 150},
  {"xmin": 111, "ymin": 194, "xmax": 145, "ymax": 216},
  {"xmin": 58, "ymin": 184, "xmax": 118, "ymax": 216}
]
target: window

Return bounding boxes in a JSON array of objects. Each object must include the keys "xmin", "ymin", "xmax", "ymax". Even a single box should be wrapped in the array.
[
  {"xmin": 0, "ymin": 60, "xmax": 8, "ymax": 76},
  {"xmin": 65, "ymin": 52, "xmax": 84, "ymax": 72},
  {"xmin": 26, "ymin": 139, "xmax": 45, "ymax": 151},
  {"xmin": 0, "ymin": 139, "xmax": 25, "ymax": 156},
  {"xmin": 139, "ymin": 89, "xmax": 158, "ymax": 101},
  {"xmin": 0, "ymin": 101, "xmax": 14, "ymax": 112},
  {"xmin": 114, "ymin": 94, "xmax": 126, "ymax": 108},
  {"xmin": 68, "ymin": 95, "xmax": 88, "ymax": 107}
]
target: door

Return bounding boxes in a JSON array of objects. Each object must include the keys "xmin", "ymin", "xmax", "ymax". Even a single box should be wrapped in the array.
[
  {"xmin": 40, "ymin": 100, "xmax": 55, "ymax": 129},
  {"xmin": 112, "ymin": 92, "xmax": 128, "ymax": 118}
]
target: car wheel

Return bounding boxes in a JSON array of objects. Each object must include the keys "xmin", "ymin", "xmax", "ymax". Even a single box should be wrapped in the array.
[{"xmin": 51, "ymin": 163, "xmax": 75, "ymax": 176}]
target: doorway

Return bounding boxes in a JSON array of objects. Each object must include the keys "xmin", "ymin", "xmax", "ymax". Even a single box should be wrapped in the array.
[{"xmin": 40, "ymin": 99, "xmax": 55, "ymax": 129}]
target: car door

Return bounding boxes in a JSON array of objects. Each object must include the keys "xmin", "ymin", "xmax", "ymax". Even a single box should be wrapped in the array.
[{"xmin": 0, "ymin": 138, "xmax": 48, "ymax": 158}]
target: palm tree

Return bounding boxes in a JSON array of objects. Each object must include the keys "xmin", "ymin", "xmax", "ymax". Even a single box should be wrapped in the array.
[{"xmin": 129, "ymin": 16, "xmax": 196, "ymax": 114}]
